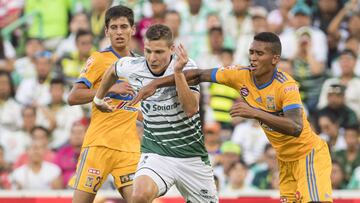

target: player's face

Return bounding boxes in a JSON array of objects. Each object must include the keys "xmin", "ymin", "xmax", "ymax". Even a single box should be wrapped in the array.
[
  {"xmin": 144, "ymin": 39, "xmax": 174, "ymax": 74},
  {"xmin": 105, "ymin": 17, "xmax": 135, "ymax": 50},
  {"xmin": 249, "ymin": 41, "xmax": 279, "ymax": 78}
]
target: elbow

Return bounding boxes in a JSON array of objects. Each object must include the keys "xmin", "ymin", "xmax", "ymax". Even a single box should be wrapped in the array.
[
  {"xmin": 67, "ymin": 94, "xmax": 77, "ymax": 106},
  {"xmin": 184, "ymin": 107, "xmax": 199, "ymax": 118},
  {"xmin": 292, "ymin": 124, "xmax": 303, "ymax": 137}
]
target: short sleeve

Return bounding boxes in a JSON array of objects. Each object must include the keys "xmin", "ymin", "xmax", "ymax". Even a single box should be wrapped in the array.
[
  {"xmin": 279, "ymin": 82, "xmax": 302, "ymax": 112},
  {"xmin": 114, "ymin": 57, "xmax": 130, "ymax": 78},
  {"xmin": 213, "ymin": 65, "xmax": 247, "ymax": 90},
  {"xmin": 76, "ymin": 53, "xmax": 102, "ymax": 89}
]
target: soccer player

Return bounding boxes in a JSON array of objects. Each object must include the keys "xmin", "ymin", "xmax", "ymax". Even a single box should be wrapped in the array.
[
  {"xmin": 94, "ymin": 24, "xmax": 218, "ymax": 203},
  {"xmin": 132, "ymin": 32, "xmax": 333, "ymax": 203},
  {"xmin": 67, "ymin": 6, "xmax": 140, "ymax": 203}
]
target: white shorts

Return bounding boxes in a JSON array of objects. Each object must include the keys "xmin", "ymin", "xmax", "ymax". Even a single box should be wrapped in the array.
[{"xmin": 134, "ymin": 153, "xmax": 218, "ymax": 203}]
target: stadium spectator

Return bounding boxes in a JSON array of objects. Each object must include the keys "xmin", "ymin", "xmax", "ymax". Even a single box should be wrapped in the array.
[
  {"xmin": 0, "ymin": 70, "xmax": 22, "ymax": 131},
  {"xmin": 203, "ymin": 122, "xmax": 222, "ymax": 166},
  {"xmin": 234, "ymin": 6, "xmax": 268, "ymax": 65},
  {"xmin": 46, "ymin": 78, "xmax": 84, "ymax": 149},
  {"xmin": 15, "ymin": 51, "xmax": 54, "ymax": 106},
  {"xmin": 134, "ymin": 0, "xmax": 167, "ymax": 51},
  {"xmin": 331, "ymin": 36, "xmax": 360, "ymax": 77},
  {"xmin": 196, "ymin": 27, "xmax": 224, "ymax": 69},
  {"xmin": 231, "ymin": 119, "xmax": 268, "ymax": 166},
  {"xmin": 57, "ymin": 30, "xmax": 95, "ymax": 84},
  {"xmin": 163, "ymin": 10, "xmax": 182, "ymax": 45},
  {"xmin": 317, "ymin": 84, "xmax": 359, "ymax": 129},
  {"xmin": 220, "ymin": 160, "xmax": 255, "ymax": 197},
  {"xmin": 13, "ymin": 38, "xmax": 44, "ymax": 84},
  {"xmin": 251, "ymin": 144, "xmax": 278, "ymax": 189},
  {"xmin": 318, "ymin": 114, "xmax": 347, "ymax": 152},
  {"xmin": 312, "ymin": 0, "xmax": 341, "ymax": 33},
  {"xmin": 214, "ymin": 141, "xmax": 241, "ymax": 190},
  {"xmin": 53, "ymin": 121, "xmax": 86, "ymax": 188},
  {"xmin": 13, "ymin": 126, "xmax": 55, "ymax": 169},
  {"xmin": 11, "ymin": 140, "xmax": 62, "ymax": 190},
  {"xmin": 55, "ymin": 12, "xmax": 91, "ymax": 59},
  {"xmin": 318, "ymin": 49, "xmax": 360, "ymax": 119},
  {"xmin": 89, "ymin": 0, "xmax": 113, "ymax": 46},
  {"xmin": 278, "ymin": 58, "xmax": 294, "ymax": 76},
  {"xmin": 331, "ymin": 159, "xmax": 347, "ymax": 189},
  {"xmin": 332, "ymin": 126, "xmax": 360, "ymax": 184},
  {"xmin": 267, "ymin": 0, "xmax": 296, "ymax": 34}
]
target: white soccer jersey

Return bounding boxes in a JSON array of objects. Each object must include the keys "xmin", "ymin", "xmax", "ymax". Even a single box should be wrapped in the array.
[{"xmin": 115, "ymin": 55, "xmax": 208, "ymax": 162}]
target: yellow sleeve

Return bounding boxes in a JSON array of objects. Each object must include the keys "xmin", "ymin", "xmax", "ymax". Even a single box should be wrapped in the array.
[
  {"xmin": 279, "ymin": 82, "xmax": 303, "ymax": 112},
  {"xmin": 76, "ymin": 53, "xmax": 102, "ymax": 89},
  {"xmin": 211, "ymin": 65, "xmax": 248, "ymax": 90}
]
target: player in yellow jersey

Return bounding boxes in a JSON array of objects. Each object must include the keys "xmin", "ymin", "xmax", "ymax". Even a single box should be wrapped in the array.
[
  {"xmin": 132, "ymin": 32, "xmax": 332, "ymax": 203},
  {"xmin": 67, "ymin": 5, "xmax": 140, "ymax": 203}
]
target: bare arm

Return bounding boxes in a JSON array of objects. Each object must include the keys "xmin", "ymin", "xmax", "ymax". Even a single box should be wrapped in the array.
[
  {"xmin": 173, "ymin": 45, "xmax": 200, "ymax": 117},
  {"xmin": 130, "ymin": 68, "xmax": 214, "ymax": 106},
  {"xmin": 67, "ymin": 83, "xmax": 97, "ymax": 105},
  {"xmin": 230, "ymin": 99, "xmax": 303, "ymax": 137},
  {"xmin": 95, "ymin": 64, "xmax": 118, "ymax": 99}
]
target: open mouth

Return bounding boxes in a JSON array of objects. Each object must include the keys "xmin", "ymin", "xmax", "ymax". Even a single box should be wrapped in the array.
[{"xmin": 250, "ymin": 64, "xmax": 257, "ymax": 71}]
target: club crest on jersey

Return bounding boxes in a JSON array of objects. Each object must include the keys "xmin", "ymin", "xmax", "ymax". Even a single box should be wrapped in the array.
[
  {"xmin": 240, "ymin": 87, "xmax": 249, "ymax": 97},
  {"xmin": 266, "ymin": 95, "xmax": 275, "ymax": 110},
  {"xmin": 84, "ymin": 176, "xmax": 94, "ymax": 188}
]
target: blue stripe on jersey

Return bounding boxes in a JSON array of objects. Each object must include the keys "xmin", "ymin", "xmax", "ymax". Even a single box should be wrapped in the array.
[
  {"xmin": 277, "ymin": 72, "xmax": 288, "ymax": 80},
  {"xmin": 283, "ymin": 104, "xmax": 302, "ymax": 112},
  {"xmin": 254, "ymin": 68, "xmax": 277, "ymax": 90},
  {"xmin": 211, "ymin": 68, "xmax": 219, "ymax": 82},
  {"xmin": 275, "ymin": 77, "xmax": 285, "ymax": 83},
  {"xmin": 76, "ymin": 77, "xmax": 92, "ymax": 88},
  {"xmin": 106, "ymin": 92, "xmax": 133, "ymax": 100}
]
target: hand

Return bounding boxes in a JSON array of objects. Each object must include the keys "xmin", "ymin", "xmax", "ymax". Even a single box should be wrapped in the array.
[
  {"xmin": 128, "ymin": 83, "xmax": 157, "ymax": 106},
  {"xmin": 230, "ymin": 97, "xmax": 257, "ymax": 119},
  {"xmin": 174, "ymin": 44, "xmax": 189, "ymax": 73},
  {"xmin": 109, "ymin": 81, "xmax": 135, "ymax": 96},
  {"xmin": 94, "ymin": 97, "xmax": 115, "ymax": 113}
]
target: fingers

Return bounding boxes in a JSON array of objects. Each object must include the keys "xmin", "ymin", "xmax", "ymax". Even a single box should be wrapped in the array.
[{"xmin": 129, "ymin": 94, "xmax": 141, "ymax": 106}]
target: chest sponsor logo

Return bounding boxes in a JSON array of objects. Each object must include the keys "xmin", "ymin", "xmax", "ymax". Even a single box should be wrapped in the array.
[
  {"xmin": 266, "ymin": 96, "xmax": 275, "ymax": 110},
  {"xmin": 240, "ymin": 87, "xmax": 249, "ymax": 97}
]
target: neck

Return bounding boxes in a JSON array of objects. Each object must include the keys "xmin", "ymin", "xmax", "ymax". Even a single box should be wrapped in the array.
[
  {"xmin": 341, "ymin": 74, "xmax": 353, "ymax": 83},
  {"xmin": 29, "ymin": 162, "xmax": 42, "ymax": 172},
  {"xmin": 231, "ymin": 182, "xmax": 244, "ymax": 189},
  {"xmin": 348, "ymin": 145, "xmax": 359, "ymax": 153},
  {"xmin": 38, "ymin": 76, "xmax": 47, "ymax": 84},
  {"xmin": 253, "ymin": 68, "xmax": 276, "ymax": 87},
  {"xmin": 112, "ymin": 46, "xmax": 130, "ymax": 58}
]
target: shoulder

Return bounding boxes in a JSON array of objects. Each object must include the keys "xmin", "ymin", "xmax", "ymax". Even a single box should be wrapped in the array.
[
  {"xmin": 116, "ymin": 56, "xmax": 146, "ymax": 67},
  {"xmin": 274, "ymin": 70, "xmax": 296, "ymax": 85}
]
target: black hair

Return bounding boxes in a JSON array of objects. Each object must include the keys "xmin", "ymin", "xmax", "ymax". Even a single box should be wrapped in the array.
[
  {"xmin": 254, "ymin": 32, "xmax": 282, "ymax": 55},
  {"xmin": 145, "ymin": 24, "xmax": 173, "ymax": 45},
  {"xmin": 30, "ymin": 126, "xmax": 50, "ymax": 138},
  {"xmin": 75, "ymin": 29, "xmax": 93, "ymax": 42},
  {"xmin": 50, "ymin": 77, "xmax": 65, "ymax": 86},
  {"xmin": 0, "ymin": 70, "xmax": 15, "ymax": 98},
  {"xmin": 340, "ymin": 49, "xmax": 357, "ymax": 59},
  {"xmin": 209, "ymin": 26, "xmax": 223, "ymax": 35},
  {"xmin": 221, "ymin": 48, "xmax": 234, "ymax": 55},
  {"xmin": 105, "ymin": 5, "xmax": 134, "ymax": 28}
]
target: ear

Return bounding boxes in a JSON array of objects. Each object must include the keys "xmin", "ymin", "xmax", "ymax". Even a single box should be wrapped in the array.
[
  {"xmin": 131, "ymin": 25, "xmax": 136, "ymax": 36},
  {"xmin": 272, "ymin": 55, "xmax": 280, "ymax": 65},
  {"xmin": 170, "ymin": 44, "xmax": 175, "ymax": 53},
  {"xmin": 104, "ymin": 26, "xmax": 109, "ymax": 38}
]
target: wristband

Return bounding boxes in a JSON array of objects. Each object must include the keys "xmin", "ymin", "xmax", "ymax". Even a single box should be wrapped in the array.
[{"xmin": 93, "ymin": 96, "xmax": 104, "ymax": 105}]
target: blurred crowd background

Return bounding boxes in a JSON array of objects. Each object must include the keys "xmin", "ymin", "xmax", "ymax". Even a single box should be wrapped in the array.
[{"xmin": 0, "ymin": 0, "xmax": 360, "ymax": 196}]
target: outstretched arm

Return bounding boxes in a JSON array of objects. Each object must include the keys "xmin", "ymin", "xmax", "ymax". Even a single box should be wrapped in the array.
[
  {"xmin": 129, "ymin": 66, "xmax": 214, "ymax": 105},
  {"xmin": 230, "ymin": 98, "xmax": 303, "ymax": 137}
]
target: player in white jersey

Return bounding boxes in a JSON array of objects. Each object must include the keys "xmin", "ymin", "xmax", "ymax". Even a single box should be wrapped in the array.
[{"xmin": 94, "ymin": 24, "xmax": 218, "ymax": 203}]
